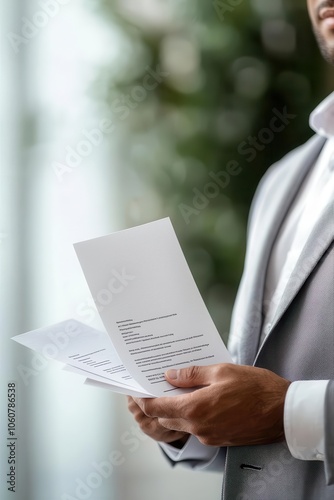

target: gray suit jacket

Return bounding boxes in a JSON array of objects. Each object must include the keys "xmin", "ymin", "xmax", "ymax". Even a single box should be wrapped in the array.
[
  {"xmin": 166, "ymin": 135, "xmax": 334, "ymax": 499},
  {"xmin": 223, "ymin": 134, "xmax": 334, "ymax": 499}
]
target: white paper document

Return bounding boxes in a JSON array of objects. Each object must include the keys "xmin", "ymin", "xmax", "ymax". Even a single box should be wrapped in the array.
[
  {"xmin": 13, "ymin": 320, "xmax": 149, "ymax": 396},
  {"xmin": 13, "ymin": 218, "xmax": 232, "ymax": 397}
]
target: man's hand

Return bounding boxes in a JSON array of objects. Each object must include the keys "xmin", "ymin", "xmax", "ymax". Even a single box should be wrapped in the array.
[
  {"xmin": 127, "ymin": 397, "xmax": 189, "ymax": 446},
  {"xmin": 133, "ymin": 364, "xmax": 291, "ymax": 447}
]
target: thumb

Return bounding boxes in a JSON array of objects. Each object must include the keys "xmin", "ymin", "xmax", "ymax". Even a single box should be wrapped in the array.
[{"xmin": 165, "ymin": 365, "xmax": 214, "ymax": 388}]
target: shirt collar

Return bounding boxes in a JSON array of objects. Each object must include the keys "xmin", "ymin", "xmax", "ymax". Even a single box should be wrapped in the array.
[{"xmin": 310, "ymin": 92, "xmax": 334, "ymax": 139}]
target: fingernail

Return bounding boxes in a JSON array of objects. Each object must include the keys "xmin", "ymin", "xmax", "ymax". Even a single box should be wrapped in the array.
[{"xmin": 166, "ymin": 369, "xmax": 178, "ymax": 380}]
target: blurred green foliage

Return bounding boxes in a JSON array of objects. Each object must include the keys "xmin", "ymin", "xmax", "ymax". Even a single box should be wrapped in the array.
[{"xmin": 92, "ymin": 0, "xmax": 330, "ymax": 341}]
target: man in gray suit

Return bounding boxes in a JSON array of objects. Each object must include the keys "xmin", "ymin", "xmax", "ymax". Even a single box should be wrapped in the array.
[{"xmin": 127, "ymin": 1, "xmax": 334, "ymax": 498}]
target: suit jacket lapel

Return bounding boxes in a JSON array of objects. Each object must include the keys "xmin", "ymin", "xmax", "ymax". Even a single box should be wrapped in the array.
[
  {"xmin": 268, "ymin": 200, "xmax": 334, "ymax": 334},
  {"xmin": 234, "ymin": 135, "xmax": 326, "ymax": 366}
]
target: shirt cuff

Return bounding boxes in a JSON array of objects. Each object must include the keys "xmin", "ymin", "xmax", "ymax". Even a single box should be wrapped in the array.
[
  {"xmin": 284, "ymin": 380, "xmax": 329, "ymax": 461},
  {"xmin": 160, "ymin": 435, "xmax": 219, "ymax": 467}
]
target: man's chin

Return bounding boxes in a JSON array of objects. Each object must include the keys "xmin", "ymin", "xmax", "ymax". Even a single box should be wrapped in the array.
[{"xmin": 314, "ymin": 30, "xmax": 334, "ymax": 65}]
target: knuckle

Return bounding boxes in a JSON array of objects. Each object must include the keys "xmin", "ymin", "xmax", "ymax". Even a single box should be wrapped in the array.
[
  {"xmin": 133, "ymin": 411, "xmax": 145, "ymax": 425},
  {"xmin": 213, "ymin": 364, "xmax": 224, "ymax": 378},
  {"xmin": 198, "ymin": 434, "xmax": 214, "ymax": 447},
  {"xmin": 188, "ymin": 422, "xmax": 200, "ymax": 436},
  {"xmin": 185, "ymin": 365, "xmax": 200, "ymax": 382},
  {"xmin": 142, "ymin": 418, "xmax": 155, "ymax": 434},
  {"xmin": 127, "ymin": 398, "xmax": 136, "ymax": 412},
  {"xmin": 140, "ymin": 400, "xmax": 148, "ymax": 414},
  {"xmin": 214, "ymin": 363, "xmax": 233, "ymax": 379},
  {"xmin": 157, "ymin": 417, "xmax": 169, "ymax": 429},
  {"xmin": 141, "ymin": 401, "xmax": 153, "ymax": 418}
]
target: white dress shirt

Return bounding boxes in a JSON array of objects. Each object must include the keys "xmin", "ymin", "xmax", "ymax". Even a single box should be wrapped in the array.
[
  {"xmin": 161, "ymin": 92, "xmax": 334, "ymax": 466},
  {"xmin": 282, "ymin": 92, "xmax": 333, "ymax": 462}
]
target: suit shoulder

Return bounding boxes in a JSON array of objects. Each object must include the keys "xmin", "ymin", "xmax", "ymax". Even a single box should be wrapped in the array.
[
  {"xmin": 258, "ymin": 134, "xmax": 322, "ymax": 193},
  {"xmin": 247, "ymin": 134, "xmax": 325, "ymax": 230}
]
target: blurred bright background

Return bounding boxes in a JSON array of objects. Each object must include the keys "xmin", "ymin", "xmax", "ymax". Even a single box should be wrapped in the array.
[{"xmin": 1, "ymin": 1, "xmax": 332, "ymax": 499}]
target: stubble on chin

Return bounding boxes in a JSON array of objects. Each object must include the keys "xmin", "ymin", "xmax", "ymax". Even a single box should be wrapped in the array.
[{"xmin": 313, "ymin": 29, "xmax": 334, "ymax": 65}]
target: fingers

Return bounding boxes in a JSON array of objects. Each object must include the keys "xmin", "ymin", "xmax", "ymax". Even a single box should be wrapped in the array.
[
  {"xmin": 158, "ymin": 417, "xmax": 190, "ymax": 434},
  {"xmin": 127, "ymin": 396, "xmax": 140, "ymax": 415},
  {"xmin": 131, "ymin": 364, "xmax": 224, "ymax": 419},
  {"xmin": 133, "ymin": 394, "xmax": 191, "ymax": 419},
  {"xmin": 127, "ymin": 397, "xmax": 189, "ymax": 443},
  {"xmin": 165, "ymin": 364, "xmax": 228, "ymax": 388},
  {"xmin": 130, "ymin": 364, "xmax": 233, "ymax": 420}
]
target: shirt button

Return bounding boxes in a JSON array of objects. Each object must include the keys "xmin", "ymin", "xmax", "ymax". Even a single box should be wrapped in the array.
[
  {"xmin": 265, "ymin": 323, "xmax": 272, "ymax": 336},
  {"xmin": 316, "ymin": 453, "xmax": 323, "ymax": 460}
]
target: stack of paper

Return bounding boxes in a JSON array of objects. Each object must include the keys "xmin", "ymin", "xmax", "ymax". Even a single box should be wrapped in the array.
[{"xmin": 12, "ymin": 218, "xmax": 232, "ymax": 397}]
